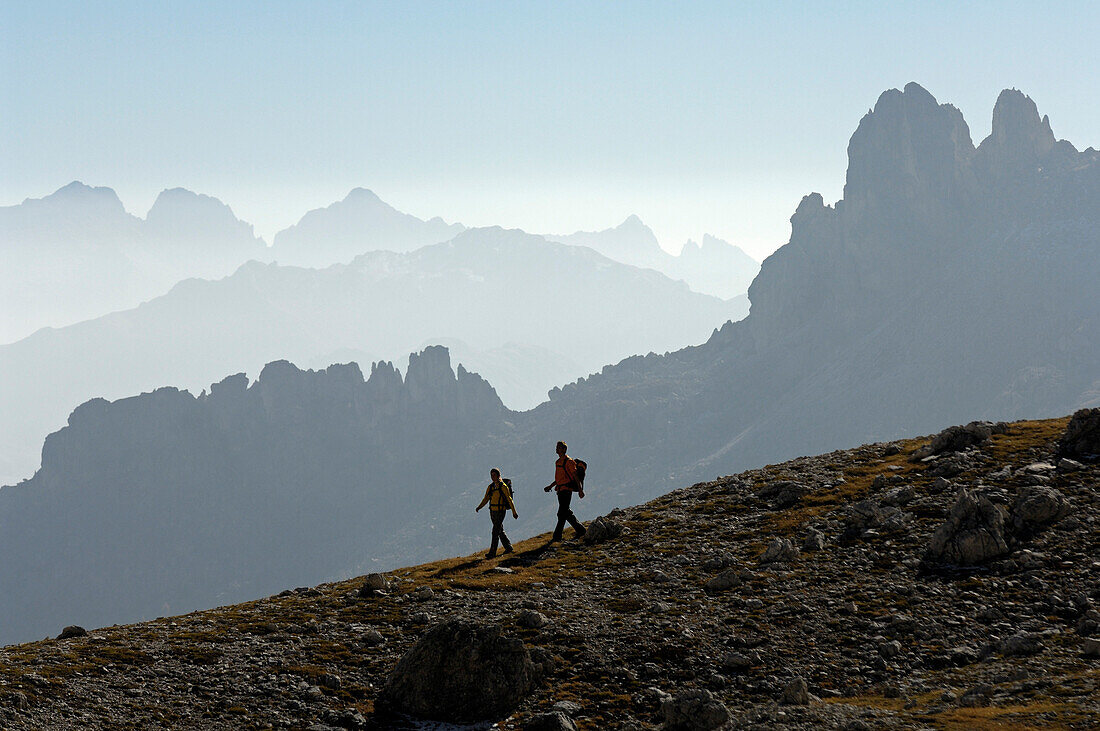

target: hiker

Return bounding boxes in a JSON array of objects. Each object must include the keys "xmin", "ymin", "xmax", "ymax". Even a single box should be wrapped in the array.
[
  {"xmin": 543, "ymin": 440, "xmax": 587, "ymax": 541},
  {"xmin": 475, "ymin": 468, "xmax": 518, "ymax": 558}
]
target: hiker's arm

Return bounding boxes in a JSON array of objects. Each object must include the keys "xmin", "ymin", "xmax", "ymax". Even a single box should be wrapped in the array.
[{"xmin": 476, "ymin": 487, "xmax": 491, "ymax": 511}]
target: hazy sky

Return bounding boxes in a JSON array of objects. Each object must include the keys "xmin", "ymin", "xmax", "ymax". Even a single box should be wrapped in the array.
[{"xmin": 3, "ymin": 1, "xmax": 1098, "ymax": 260}]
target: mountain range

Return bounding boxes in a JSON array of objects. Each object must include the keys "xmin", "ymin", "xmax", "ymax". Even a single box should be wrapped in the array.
[
  {"xmin": 2, "ymin": 182, "xmax": 756, "ymax": 347},
  {"xmin": 1, "ymin": 84, "xmax": 1098, "ymax": 647},
  {"xmin": 0, "ymin": 227, "xmax": 747, "ymax": 487},
  {"xmin": 0, "ymin": 183, "xmax": 267, "ymax": 343}
]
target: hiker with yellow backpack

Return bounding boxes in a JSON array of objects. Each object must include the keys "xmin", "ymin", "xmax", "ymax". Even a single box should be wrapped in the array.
[{"xmin": 476, "ymin": 468, "xmax": 518, "ymax": 558}]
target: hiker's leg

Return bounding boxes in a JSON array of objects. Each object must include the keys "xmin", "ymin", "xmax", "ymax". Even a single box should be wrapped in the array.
[
  {"xmin": 489, "ymin": 511, "xmax": 503, "ymax": 555},
  {"xmin": 553, "ymin": 491, "xmax": 570, "ymax": 540},
  {"xmin": 558, "ymin": 490, "xmax": 586, "ymax": 535},
  {"xmin": 492, "ymin": 510, "xmax": 512, "ymax": 550}
]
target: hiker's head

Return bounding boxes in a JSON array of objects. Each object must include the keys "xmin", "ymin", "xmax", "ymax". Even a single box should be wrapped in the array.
[
  {"xmin": 556, "ymin": 441, "xmax": 567, "ymax": 456},
  {"xmin": 490, "ymin": 468, "xmax": 501, "ymax": 481}
]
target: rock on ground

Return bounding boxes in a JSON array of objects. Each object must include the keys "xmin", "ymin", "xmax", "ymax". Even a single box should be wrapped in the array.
[
  {"xmin": 780, "ymin": 676, "xmax": 810, "ymax": 705},
  {"xmin": 1058, "ymin": 408, "xmax": 1100, "ymax": 458},
  {"xmin": 926, "ymin": 489, "xmax": 1009, "ymax": 566},
  {"xmin": 660, "ymin": 688, "xmax": 730, "ymax": 730},
  {"xmin": 378, "ymin": 619, "xmax": 538, "ymax": 722},
  {"xmin": 756, "ymin": 480, "xmax": 806, "ymax": 508},
  {"xmin": 1010, "ymin": 485, "xmax": 1071, "ymax": 531},
  {"xmin": 525, "ymin": 710, "xmax": 578, "ymax": 731},
  {"xmin": 583, "ymin": 515, "xmax": 624, "ymax": 544},
  {"xmin": 759, "ymin": 537, "xmax": 799, "ymax": 565}
]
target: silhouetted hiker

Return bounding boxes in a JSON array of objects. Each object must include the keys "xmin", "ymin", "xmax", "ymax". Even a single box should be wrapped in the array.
[
  {"xmin": 476, "ymin": 468, "xmax": 518, "ymax": 558},
  {"xmin": 544, "ymin": 441, "xmax": 587, "ymax": 541}
]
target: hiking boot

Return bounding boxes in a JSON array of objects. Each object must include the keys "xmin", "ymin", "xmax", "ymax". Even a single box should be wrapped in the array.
[
  {"xmin": 550, "ymin": 535, "xmax": 562, "ymax": 543},
  {"xmin": 574, "ymin": 526, "xmax": 587, "ymax": 539},
  {"xmin": 503, "ymin": 546, "xmax": 514, "ymax": 554},
  {"xmin": 485, "ymin": 551, "xmax": 497, "ymax": 559}
]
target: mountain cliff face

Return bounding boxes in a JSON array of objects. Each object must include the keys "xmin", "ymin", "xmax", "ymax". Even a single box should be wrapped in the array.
[
  {"xmin": 270, "ymin": 187, "xmax": 466, "ymax": 267},
  {"xmin": 0, "ymin": 347, "xmax": 506, "ymax": 646},
  {"xmin": 0, "ymin": 182, "xmax": 267, "ymax": 343},
  {"xmin": 537, "ymin": 84, "xmax": 1100, "ymax": 493}
]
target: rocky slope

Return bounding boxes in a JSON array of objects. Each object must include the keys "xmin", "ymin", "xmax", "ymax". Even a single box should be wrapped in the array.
[{"xmin": 1, "ymin": 414, "xmax": 1097, "ymax": 729}]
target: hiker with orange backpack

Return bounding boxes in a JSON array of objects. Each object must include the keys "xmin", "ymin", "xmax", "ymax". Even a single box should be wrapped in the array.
[
  {"xmin": 543, "ymin": 440, "xmax": 587, "ymax": 541},
  {"xmin": 476, "ymin": 468, "xmax": 518, "ymax": 558}
]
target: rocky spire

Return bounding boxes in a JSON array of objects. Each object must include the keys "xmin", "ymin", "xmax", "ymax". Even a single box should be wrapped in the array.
[
  {"xmin": 842, "ymin": 82, "xmax": 976, "ymax": 221},
  {"xmin": 976, "ymin": 89, "xmax": 1057, "ymax": 173}
]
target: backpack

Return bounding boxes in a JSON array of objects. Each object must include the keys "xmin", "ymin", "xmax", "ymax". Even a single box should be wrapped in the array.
[
  {"xmin": 570, "ymin": 459, "xmax": 587, "ymax": 491},
  {"xmin": 491, "ymin": 478, "xmax": 514, "ymax": 505}
]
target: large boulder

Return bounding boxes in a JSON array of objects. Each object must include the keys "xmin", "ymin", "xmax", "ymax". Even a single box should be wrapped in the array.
[
  {"xmin": 756, "ymin": 480, "xmax": 807, "ymax": 509},
  {"xmin": 379, "ymin": 620, "xmax": 538, "ymax": 721},
  {"xmin": 926, "ymin": 490, "xmax": 1009, "ymax": 566},
  {"xmin": 525, "ymin": 711, "xmax": 578, "ymax": 731},
  {"xmin": 583, "ymin": 515, "xmax": 623, "ymax": 545},
  {"xmin": 913, "ymin": 421, "xmax": 1005, "ymax": 460},
  {"xmin": 1057, "ymin": 408, "xmax": 1100, "ymax": 459},
  {"xmin": 758, "ymin": 538, "xmax": 799, "ymax": 565},
  {"xmin": 1010, "ymin": 485, "xmax": 1071, "ymax": 532},
  {"xmin": 660, "ymin": 688, "xmax": 731, "ymax": 730}
]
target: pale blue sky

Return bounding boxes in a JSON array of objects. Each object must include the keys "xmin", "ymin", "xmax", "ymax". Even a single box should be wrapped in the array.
[{"xmin": 3, "ymin": 1, "xmax": 1098, "ymax": 259}]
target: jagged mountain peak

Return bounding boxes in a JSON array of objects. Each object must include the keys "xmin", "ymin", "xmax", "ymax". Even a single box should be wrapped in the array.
[
  {"xmin": 24, "ymin": 180, "xmax": 127, "ymax": 213},
  {"xmin": 149, "ymin": 186, "xmax": 223, "ymax": 209},
  {"xmin": 844, "ymin": 83, "xmax": 975, "ymax": 211},
  {"xmin": 271, "ymin": 187, "xmax": 465, "ymax": 264},
  {"xmin": 978, "ymin": 88, "xmax": 1059, "ymax": 165},
  {"xmin": 147, "ymin": 186, "xmax": 242, "ymax": 220},
  {"xmin": 145, "ymin": 187, "xmax": 264, "ymax": 249},
  {"xmin": 342, "ymin": 186, "xmax": 389, "ymax": 207}
]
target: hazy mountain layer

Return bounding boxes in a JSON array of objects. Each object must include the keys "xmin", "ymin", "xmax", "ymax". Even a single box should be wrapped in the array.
[
  {"xmin": 270, "ymin": 187, "xmax": 465, "ymax": 267},
  {"xmin": 0, "ymin": 228, "xmax": 747, "ymax": 486},
  {"xmin": 0, "ymin": 183, "xmax": 267, "ymax": 343},
  {"xmin": 547, "ymin": 216, "xmax": 760, "ymax": 299},
  {"xmin": 2, "ymin": 84, "xmax": 1097, "ymax": 647}
]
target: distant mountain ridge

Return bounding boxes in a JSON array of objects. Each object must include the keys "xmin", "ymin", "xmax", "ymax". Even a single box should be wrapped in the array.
[
  {"xmin": 547, "ymin": 216, "xmax": 759, "ymax": 299},
  {"xmin": 270, "ymin": 187, "xmax": 466, "ymax": 267},
  {"xmin": 0, "ymin": 182, "xmax": 267, "ymax": 343}
]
